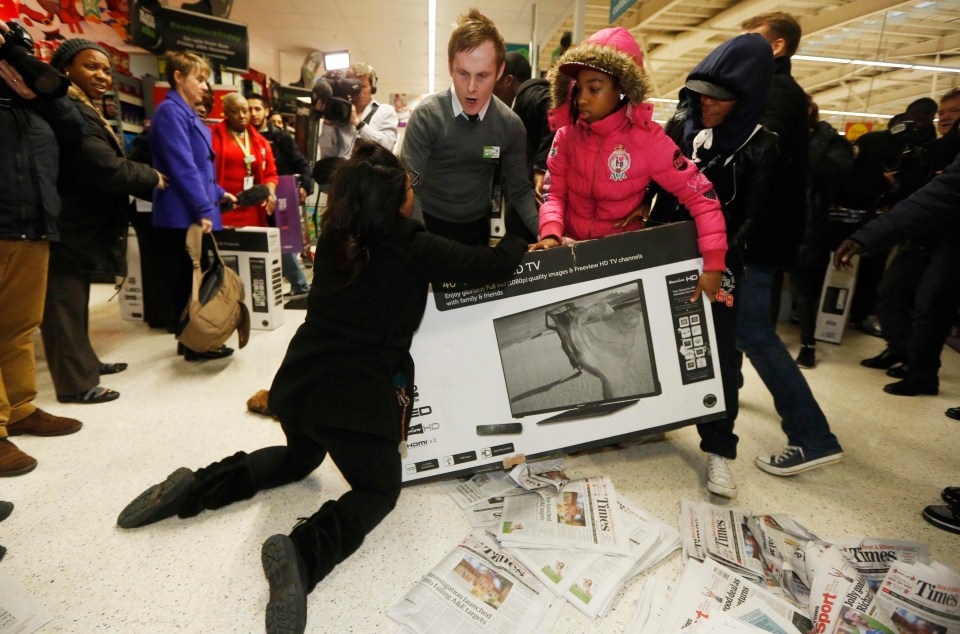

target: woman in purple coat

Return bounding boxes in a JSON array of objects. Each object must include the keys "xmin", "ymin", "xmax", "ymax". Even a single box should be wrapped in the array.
[{"xmin": 149, "ymin": 51, "xmax": 237, "ymax": 361}]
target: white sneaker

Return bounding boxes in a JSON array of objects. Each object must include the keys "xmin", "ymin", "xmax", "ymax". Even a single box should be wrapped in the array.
[{"xmin": 706, "ymin": 453, "xmax": 737, "ymax": 498}]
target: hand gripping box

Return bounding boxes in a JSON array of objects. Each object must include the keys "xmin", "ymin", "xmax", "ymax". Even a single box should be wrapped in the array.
[{"xmin": 217, "ymin": 227, "xmax": 285, "ymax": 330}]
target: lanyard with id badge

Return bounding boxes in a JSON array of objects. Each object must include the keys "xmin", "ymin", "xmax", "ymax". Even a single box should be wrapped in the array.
[{"xmin": 233, "ymin": 129, "xmax": 255, "ymax": 190}]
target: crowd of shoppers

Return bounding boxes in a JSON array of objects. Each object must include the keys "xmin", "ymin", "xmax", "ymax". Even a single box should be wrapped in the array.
[{"xmin": 3, "ymin": 7, "xmax": 960, "ymax": 633}]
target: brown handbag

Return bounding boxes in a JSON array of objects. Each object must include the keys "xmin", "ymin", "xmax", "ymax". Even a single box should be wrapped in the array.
[{"xmin": 176, "ymin": 224, "xmax": 250, "ymax": 352}]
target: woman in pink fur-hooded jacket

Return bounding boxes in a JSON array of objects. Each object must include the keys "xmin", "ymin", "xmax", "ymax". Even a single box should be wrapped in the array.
[{"xmin": 536, "ymin": 27, "xmax": 728, "ymax": 287}]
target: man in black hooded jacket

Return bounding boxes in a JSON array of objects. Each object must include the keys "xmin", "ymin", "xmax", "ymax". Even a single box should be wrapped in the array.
[{"xmin": 651, "ymin": 33, "xmax": 842, "ymax": 499}]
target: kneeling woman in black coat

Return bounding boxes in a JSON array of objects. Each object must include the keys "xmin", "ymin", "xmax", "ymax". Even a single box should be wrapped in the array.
[{"xmin": 117, "ymin": 143, "xmax": 527, "ymax": 633}]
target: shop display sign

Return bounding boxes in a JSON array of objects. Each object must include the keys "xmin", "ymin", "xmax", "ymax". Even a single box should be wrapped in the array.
[
  {"xmin": 131, "ymin": 2, "xmax": 248, "ymax": 69},
  {"xmin": 402, "ymin": 222, "xmax": 726, "ymax": 483}
]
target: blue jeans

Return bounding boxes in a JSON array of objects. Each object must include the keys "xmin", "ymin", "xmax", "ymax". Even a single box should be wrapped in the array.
[
  {"xmin": 737, "ymin": 264, "xmax": 841, "ymax": 454},
  {"xmin": 281, "ymin": 253, "xmax": 310, "ymax": 294}
]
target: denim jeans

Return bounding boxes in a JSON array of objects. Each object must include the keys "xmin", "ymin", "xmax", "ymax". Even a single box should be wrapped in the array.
[
  {"xmin": 737, "ymin": 264, "xmax": 841, "ymax": 454},
  {"xmin": 281, "ymin": 252, "xmax": 310, "ymax": 294}
]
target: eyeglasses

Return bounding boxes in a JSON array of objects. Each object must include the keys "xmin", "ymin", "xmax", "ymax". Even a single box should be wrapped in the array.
[{"xmin": 407, "ymin": 170, "xmax": 420, "ymax": 191}]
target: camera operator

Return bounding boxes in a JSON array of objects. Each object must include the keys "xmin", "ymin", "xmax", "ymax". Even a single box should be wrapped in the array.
[
  {"xmin": 839, "ymin": 98, "xmax": 937, "ymax": 333},
  {"xmin": 0, "ymin": 19, "xmax": 87, "ymax": 476},
  {"xmin": 856, "ymin": 90, "xmax": 960, "ymax": 396},
  {"xmin": 312, "ymin": 64, "xmax": 398, "ymax": 159}
]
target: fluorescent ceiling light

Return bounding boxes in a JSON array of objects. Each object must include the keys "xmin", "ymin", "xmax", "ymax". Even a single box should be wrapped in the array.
[
  {"xmin": 850, "ymin": 60, "xmax": 911, "ymax": 69},
  {"xmin": 428, "ymin": 0, "xmax": 436, "ymax": 94},
  {"xmin": 913, "ymin": 65, "xmax": 960, "ymax": 73},
  {"xmin": 648, "ymin": 97, "xmax": 679, "ymax": 103},
  {"xmin": 819, "ymin": 109, "xmax": 894, "ymax": 119},
  {"xmin": 794, "ymin": 54, "xmax": 852, "ymax": 64},
  {"xmin": 793, "ymin": 54, "xmax": 959, "ymax": 74}
]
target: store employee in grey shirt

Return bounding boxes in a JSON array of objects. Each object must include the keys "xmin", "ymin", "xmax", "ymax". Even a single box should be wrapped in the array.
[{"xmin": 400, "ymin": 8, "xmax": 539, "ymax": 246}]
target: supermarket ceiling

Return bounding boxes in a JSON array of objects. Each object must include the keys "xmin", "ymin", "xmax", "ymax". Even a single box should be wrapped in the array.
[{"xmin": 185, "ymin": 0, "xmax": 960, "ymax": 127}]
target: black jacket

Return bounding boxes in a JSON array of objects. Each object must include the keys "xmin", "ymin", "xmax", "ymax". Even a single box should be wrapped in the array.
[
  {"xmin": 512, "ymin": 78, "xmax": 554, "ymax": 173},
  {"xmin": 653, "ymin": 114, "xmax": 780, "ymax": 267},
  {"xmin": 760, "ymin": 57, "xmax": 809, "ymax": 265},
  {"xmin": 259, "ymin": 122, "xmax": 314, "ymax": 195},
  {"xmin": 268, "ymin": 219, "xmax": 525, "ymax": 441},
  {"xmin": 51, "ymin": 88, "xmax": 158, "ymax": 276},
  {"xmin": 850, "ymin": 152, "xmax": 960, "ymax": 254},
  {"xmin": 0, "ymin": 86, "xmax": 84, "ymax": 242},
  {"xmin": 801, "ymin": 120, "xmax": 853, "ymax": 258}
]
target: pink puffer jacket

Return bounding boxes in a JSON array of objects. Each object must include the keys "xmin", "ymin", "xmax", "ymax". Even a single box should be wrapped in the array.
[{"xmin": 540, "ymin": 27, "xmax": 728, "ymax": 271}]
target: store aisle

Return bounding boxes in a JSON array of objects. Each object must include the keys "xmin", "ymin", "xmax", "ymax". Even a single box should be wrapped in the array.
[{"xmin": 3, "ymin": 283, "xmax": 958, "ymax": 633}]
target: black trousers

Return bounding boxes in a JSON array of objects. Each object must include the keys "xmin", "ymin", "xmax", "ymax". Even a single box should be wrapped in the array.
[
  {"xmin": 697, "ymin": 266, "xmax": 740, "ymax": 460},
  {"xmin": 246, "ymin": 423, "xmax": 401, "ymax": 535},
  {"xmin": 789, "ymin": 250, "xmax": 830, "ymax": 346},
  {"xmin": 877, "ymin": 240, "xmax": 960, "ymax": 385},
  {"xmin": 130, "ymin": 213, "xmax": 177, "ymax": 332},
  {"xmin": 153, "ymin": 227, "xmax": 212, "ymax": 341},
  {"xmin": 423, "ymin": 213, "xmax": 489, "ymax": 246},
  {"xmin": 41, "ymin": 268, "xmax": 100, "ymax": 396},
  {"xmin": 850, "ymin": 247, "xmax": 891, "ymax": 322}
]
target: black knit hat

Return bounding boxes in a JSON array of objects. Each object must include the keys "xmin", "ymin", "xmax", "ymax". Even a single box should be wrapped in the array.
[{"xmin": 50, "ymin": 39, "xmax": 110, "ymax": 72}]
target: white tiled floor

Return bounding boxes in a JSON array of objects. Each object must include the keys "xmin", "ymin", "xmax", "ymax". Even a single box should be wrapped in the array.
[{"xmin": 2, "ymin": 284, "xmax": 958, "ymax": 633}]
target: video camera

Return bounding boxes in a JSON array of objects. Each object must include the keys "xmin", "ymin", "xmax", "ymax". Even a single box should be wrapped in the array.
[
  {"xmin": 310, "ymin": 70, "xmax": 361, "ymax": 125},
  {"xmin": 0, "ymin": 22, "xmax": 70, "ymax": 98},
  {"xmin": 881, "ymin": 119, "xmax": 933, "ymax": 196}
]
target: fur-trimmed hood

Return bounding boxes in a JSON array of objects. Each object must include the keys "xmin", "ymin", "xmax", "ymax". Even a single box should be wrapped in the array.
[
  {"xmin": 67, "ymin": 84, "xmax": 118, "ymax": 143},
  {"xmin": 550, "ymin": 27, "xmax": 649, "ymax": 110},
  {"xmin": 548, "ymin": 27, "xmax": 650, "ymax": 130}
]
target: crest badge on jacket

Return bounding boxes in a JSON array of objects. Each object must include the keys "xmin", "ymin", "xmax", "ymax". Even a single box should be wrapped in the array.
[{"xmin": 608, "ymin": 144, "xmax": 631, "ymax": 181}]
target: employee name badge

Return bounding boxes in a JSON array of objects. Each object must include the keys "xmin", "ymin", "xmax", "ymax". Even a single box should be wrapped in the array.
[
  {"xmin": 483, "ymin": 146, "xmax": 500, "ymax": 159},
  {"xmin": 243, "ymin": 175, "xmax": 254, "ymax": 190}
]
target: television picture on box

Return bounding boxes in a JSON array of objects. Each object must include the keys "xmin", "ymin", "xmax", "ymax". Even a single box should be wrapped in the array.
[{"xmin": 493, "ymin": 279, "xmax": 660, "ymax": 423}]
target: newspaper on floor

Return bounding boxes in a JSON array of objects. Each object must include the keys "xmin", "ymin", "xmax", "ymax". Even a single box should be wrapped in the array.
[
  {"xmin": 464, "ymin": 497, "xmax": 507, "ymax": 529},
  {"xmin": 659, "ymin": 558, "xmax": 814, "ymax": 633},
  {"xmin": 0, "ymin": 568, "xmax": 53, "ymax": 634},
  {"xmin": 506, "ymin": 493, "xmax": 678, "ymax": 619},
  {"xmin": 507, "ymin": 459, "xmax": 569, "ymax": 497},
  {"xmin": 832, "ymin": 538, "xmax": 930, "ymax": 593},
  {"xmin": 388, "ymin": 531, "xmax": 563, "ymax": 633},
  {"xmin": 747, "ymin": 514, "xmax": 820, "ymax": 608},
  {"xmin": 443, "ymin": 469, "xmax": 525, "ymax": 510},
  {"xmin": 805, "ymin": 541, "xmax": 875, "ymax": 631},
  {"xmin": 624, "ymin": 576, "xmax": 673, "ymax": 633},
  {"xmin": 679, "ymin": 500, "xmax": 776, "ymax": 590},
  {"xmin": 497, "ymin": 476, "xmax": 631, "ymax": 555},
  {"xmin": 865, "ymin": 560, "xmax": 960, "ymax": 634}
]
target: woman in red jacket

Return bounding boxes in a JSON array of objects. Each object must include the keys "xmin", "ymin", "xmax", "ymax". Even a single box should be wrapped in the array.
[{"xmin": 211, "ymin": 92, "xmax": 279, "ymax": 227}]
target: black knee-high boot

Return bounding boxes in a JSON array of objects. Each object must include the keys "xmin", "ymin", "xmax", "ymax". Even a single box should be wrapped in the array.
[
  {"xmin": 118, "ymin": 451, "xmax": 258, "ymax": 529},
  {"xmin": 260, "ymin": 501, "xmax": 367, "ymax": 634},
  {"xmin": 289, "ymin": 500, "xmax": 366, "ymax": 592},
  {"xmin": 177, "ymin": 451, "xmax": 258, "ymax": 518}
]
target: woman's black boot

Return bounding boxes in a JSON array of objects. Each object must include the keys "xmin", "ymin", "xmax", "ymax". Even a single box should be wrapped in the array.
[
  {"xmin": 117, "ymin": 451, "xmax": 257, "ymax": 528},
  {"xmin": 261, "ymin": 501, "xmax": 366, "ymax": 634}
]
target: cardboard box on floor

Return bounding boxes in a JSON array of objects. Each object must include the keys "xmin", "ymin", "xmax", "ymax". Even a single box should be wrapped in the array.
[
  {"xmin": 120, "ymin": 226, "xmax": 144, "ymax": 322},
  {"xmin": 218, "ymin": 227, "xmax": 285, "ymax": 331},
  {"xmin": 402, "ymin": 222, "xmax": 727, "ymax": 483},
  {"xmin": 815, "ymin": 252, "xmax": 860, "ymax": 344}
]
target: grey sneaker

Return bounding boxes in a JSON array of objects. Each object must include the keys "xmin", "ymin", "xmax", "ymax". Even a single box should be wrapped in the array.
[
  {"xmin": 755, "ymin": 445, "xmax": 843, "ymax": 476},
  {"xmin": 706, "ymin": 454, "xmax": 737, "ymax": 498}
]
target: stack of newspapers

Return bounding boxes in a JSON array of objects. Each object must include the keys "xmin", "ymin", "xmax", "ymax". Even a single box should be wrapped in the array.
[
  {"xmin": 389, "ymin": 461, "xmax": 681, "ymax": 632},
  {"xmin": 625, "ymin": 499, "xmax": 959, "ymax": 634}
]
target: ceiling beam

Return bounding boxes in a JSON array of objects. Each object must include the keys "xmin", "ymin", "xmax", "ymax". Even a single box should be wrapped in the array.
[
  {"xmin": 801, "ymin": 0, "xmax": 916, "ymax": 36},
  {"xmin": 618, "ymin": 0, "xmax": 685, "ymax": 30},
  {"xmin": 890, "ymin": 32, "xmax": 960, "ymax": 58}
]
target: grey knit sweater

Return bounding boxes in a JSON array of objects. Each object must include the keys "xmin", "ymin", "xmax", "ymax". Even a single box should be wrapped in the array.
[{"xmin": 400, "ymin": 90, "xmax": 538, "ymax": 236}]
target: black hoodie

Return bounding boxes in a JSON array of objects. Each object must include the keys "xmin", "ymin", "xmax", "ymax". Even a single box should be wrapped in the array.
[{"xmin": 651, "ymin": 34, "xmax": 782, "ymax": 266}]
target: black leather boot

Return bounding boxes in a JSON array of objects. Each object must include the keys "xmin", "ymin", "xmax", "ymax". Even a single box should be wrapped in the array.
[
  {"xmin": 261, "ymin": 501, "xmax": 366, "ymax": 634},
  {"xmin": 177, "ymin": 451, "xmax": 257, "ymax": 518},
  {"xmin": 117, "ymin": 451, "xmax": 257, "ymax": 528}
]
